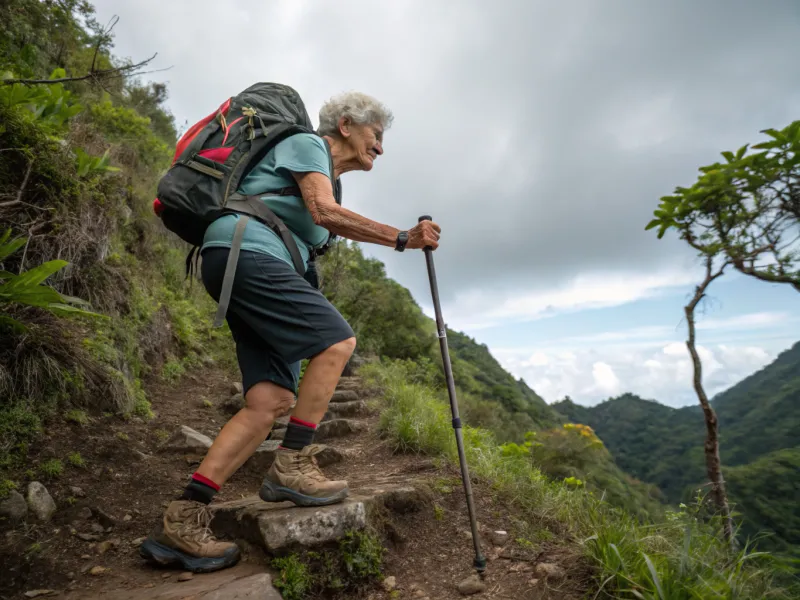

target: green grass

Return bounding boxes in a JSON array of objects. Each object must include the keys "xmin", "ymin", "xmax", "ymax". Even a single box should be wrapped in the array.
[
  {"xmin": 361, "ymin": 360, "xmax": 799, "ymax": 599},
  {"xmin": 66, "ymin": 451, "xmax": 85, "ymax": 468},
  {"xmin": 38, "ymin": 458, "xmax": 63, "ymax": 479},
  {"xmin": 271, "ymin": 530, "xmax": 385, "ymax": 600}
]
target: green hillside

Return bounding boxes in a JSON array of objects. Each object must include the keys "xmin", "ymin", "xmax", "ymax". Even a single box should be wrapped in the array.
[{"xmin": 552, "ymin": 341, "xmax": 800, "ymax": 557}]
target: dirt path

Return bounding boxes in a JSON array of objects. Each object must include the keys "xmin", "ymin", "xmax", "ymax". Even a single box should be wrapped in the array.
[{"xmin": 1, "ymin": 367, "xmax": 591, "ymax": 600}]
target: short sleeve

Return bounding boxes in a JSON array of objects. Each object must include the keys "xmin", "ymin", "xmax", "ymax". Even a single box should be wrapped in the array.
[{"xmin": 273, "ymin": 133, "xmax": 331, "ymax": 178}]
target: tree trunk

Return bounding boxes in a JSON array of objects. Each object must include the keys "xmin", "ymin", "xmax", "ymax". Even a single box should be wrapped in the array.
[{"xmin": 684, "ymin": 255, "xmax": 736, "ymax": 547}]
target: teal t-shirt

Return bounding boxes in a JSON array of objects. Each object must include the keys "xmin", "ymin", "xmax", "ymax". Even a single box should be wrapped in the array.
[{"xmin": 202, "ymin": 133, "xmax": 332, "ymax": 266}]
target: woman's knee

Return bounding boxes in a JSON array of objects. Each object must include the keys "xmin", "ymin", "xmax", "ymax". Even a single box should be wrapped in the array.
[
  {"xmin": 326, "ymin": 336, "xmax": 356, "ymax": 362},
  {"xmin": 244, "ymin": 382, "xmax": 294, "ymax": 425}
]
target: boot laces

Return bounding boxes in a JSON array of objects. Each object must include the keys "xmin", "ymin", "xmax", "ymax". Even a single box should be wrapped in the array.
[
  {"xmin": 178, "ymin": 504, "xmax": 215, "ymax": 543},
  {"xmin": 296, "ymin": 444, "xmax": 327, "ymax": 482}
]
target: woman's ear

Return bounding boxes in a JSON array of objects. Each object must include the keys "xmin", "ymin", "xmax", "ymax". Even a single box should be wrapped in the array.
[{"xmin": 337, "ymin": 116, "xmax": 352, "ymax": 138}]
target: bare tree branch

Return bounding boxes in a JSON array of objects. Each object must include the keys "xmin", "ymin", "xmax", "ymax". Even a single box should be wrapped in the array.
[
  {"xmin": 685, "ymin": 254, "xmax": 737, "ymax": 547},
  {"xmin": 1, "ymin": 53, "xmax": 159, "ymax": 87}
]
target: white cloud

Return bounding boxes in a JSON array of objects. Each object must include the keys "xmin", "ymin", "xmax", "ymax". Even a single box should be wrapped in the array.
[
  {"xmin": 496, "ymin": 341, "xmax": 786, "ymax": 407},
  {"xmin": 435, "ymin": 267, "xmax": 700, "ymax": 330},
  {"xmin": 491, "ymin": 310, "xmax": 798, "ymax": 407}
]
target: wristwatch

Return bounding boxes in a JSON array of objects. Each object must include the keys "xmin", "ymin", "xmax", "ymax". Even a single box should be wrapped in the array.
[{"xmin": 395, "ymin": 231, "xmax": 409, "ymax": 252}]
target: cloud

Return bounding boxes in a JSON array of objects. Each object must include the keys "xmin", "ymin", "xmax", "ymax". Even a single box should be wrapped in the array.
[
  {"xmin": 92, "ymin": 0, "xmax": 800, "ymax": 310},
  {"xmin": 497, "ymin": 341, "xmax": 785, "ymax": 408},
  {"xmin": 427, "ymin": 267, "xmax": 701, "ymax": 330}
]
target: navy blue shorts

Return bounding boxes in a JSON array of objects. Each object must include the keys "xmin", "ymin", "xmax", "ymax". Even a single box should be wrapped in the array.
[{"xmin": 200, "ymin": 247, "xmax": 355, "ymax": 394}]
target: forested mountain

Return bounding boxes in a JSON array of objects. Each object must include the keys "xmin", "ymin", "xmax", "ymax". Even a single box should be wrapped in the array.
[{"xmin": 553, "ymin": 341, "xmax": 800, "ymax": 557}]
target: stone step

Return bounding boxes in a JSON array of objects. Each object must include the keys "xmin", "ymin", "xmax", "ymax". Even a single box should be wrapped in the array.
[
  {"xmin": 323, "ymin": 399, "xmax": 368, "ymax": 420},
  {"xmin": 269, "ymin": 418, "xmax": 367, "ymax": 442},
  {"xmin": 73, "ymin": 564, "xmax": 281, "ymax": 599},
  {"xmin": 335, "ymin": 377, "xmax": 361, "ymax": 391},
  {"xmin": 271, "ymin": 401, "xmax": 366, "ymax": 431},
  {"xmin": 330, "ymin": 389, "xmax": 359, "ymax": 403},
  {"xmin": 243, "ymin": 440, "xmax": 344, "ymax": 475},
  {"xmin": 209, "ymin": 482, "xmax": 428, "ymax": 554}
]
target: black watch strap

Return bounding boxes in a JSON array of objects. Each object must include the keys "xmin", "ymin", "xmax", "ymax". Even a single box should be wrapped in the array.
[{"xmin": 395, "ymin": 231, "xmax": 409, "ymax": 252}]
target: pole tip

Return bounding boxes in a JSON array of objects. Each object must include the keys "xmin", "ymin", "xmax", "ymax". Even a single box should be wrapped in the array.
[
  {"xmin": 418, "ymin": 215, "xmax": 432, "ymax": 222},
  {"xmin": 474, "ymin": 556, "xmax": 487, "ymax": 573}
]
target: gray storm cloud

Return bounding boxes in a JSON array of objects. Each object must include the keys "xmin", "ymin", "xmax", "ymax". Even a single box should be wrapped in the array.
[{"xmin": 92, "ymin": 0, "xmax": 800, "ymax": 313}]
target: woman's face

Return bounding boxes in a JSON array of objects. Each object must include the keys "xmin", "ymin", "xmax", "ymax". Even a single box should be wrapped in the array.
[{"xmin": 343, "ymin": 120, "xmax": 384, "ymax": 171}]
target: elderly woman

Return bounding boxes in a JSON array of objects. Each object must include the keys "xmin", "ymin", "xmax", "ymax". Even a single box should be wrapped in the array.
[{"xmin": 140, "ymin": 91, "xmax": 441, "ymax": 572}]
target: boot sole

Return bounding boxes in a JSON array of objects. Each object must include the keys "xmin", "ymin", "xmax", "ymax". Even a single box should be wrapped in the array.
[
  {"xmin": 139, "ymin": 538, "xmax": 240, "ymax": 573},
  {"xmin": 259, "ymin": 478, "xmax": 349, "ymax": 507}
]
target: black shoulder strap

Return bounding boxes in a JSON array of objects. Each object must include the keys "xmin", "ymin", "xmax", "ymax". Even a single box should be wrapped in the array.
[{"xmin": 224, "ymin": 196, "xmax": 306, "ymax": 276}]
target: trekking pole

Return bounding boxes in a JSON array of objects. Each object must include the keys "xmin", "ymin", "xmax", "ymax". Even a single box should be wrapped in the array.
[{"xmin": 418, "ymin": 215, "xmax": 487, "ymax": 575}]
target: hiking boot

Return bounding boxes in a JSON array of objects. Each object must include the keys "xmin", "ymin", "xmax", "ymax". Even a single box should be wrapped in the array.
[
  {"xmin": 139, "ymin": 499, "xmax": 240, "ymax": 573},
  {"xmin": 259, "ymin": 444, "xmax": 349, "ymax": 507}
]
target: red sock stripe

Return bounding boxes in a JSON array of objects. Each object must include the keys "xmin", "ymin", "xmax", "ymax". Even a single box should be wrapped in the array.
[
  {"xmin": 192, "ymin": 472, "xmax": 220, "ymax": 491},
  {"xmin": 289, "ymin": 416, "xmax": 317, "ymax": 429}
]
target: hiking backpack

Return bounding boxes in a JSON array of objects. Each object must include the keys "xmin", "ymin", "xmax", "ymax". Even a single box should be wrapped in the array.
[{"xmin": 152, "ymin": 82, "xmax": 342, "ymax": 326}]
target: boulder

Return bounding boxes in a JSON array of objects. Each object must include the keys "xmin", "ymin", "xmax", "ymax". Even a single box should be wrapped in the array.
[
  {"xmin": 210, "ymin": 483, "xmax": 426, "ymax": 554},
  {"xmin": 159, "ymin": 426, "xmax": 213, "ymax": 453},
  {"xmin": 26, "ymin": 482, "xmax": 56, "ymax": 522},
  {"xmin": 0, "ymin": 489, "xmax": 28, "ymax": 522}
]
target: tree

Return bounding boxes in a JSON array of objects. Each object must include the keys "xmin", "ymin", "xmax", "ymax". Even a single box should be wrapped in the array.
[{"xmin": 646, "ymin": 121, "xmax": 800, "ymax": 292}]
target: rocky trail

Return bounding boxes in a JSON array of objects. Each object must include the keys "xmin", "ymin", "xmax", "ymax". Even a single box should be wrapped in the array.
[{"xmin": 1, "ymin": 366, "xmax": 590, "ymax": 600}]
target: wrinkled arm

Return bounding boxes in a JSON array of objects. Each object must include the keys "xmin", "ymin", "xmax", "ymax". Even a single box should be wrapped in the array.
[{"xmin": 292, "ymin": 170, "xmax": 401, "ymax": 247}]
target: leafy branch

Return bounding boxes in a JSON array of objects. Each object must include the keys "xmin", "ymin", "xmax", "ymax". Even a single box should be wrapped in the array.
[
  {"xmin": 0, "ymin": 229, "xmax": 104, "ymax": 331},
  {"xmin": 646, "ymin": 120, "xmax": 800, "ymax": 291},
  {"xmin": 0, "ymin": 14, "xmax": 168, "ymax": 88}
]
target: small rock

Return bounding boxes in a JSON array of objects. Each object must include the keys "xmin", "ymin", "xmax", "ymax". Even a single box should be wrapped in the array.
[
  {"xmin": 123, "ymin": 514, "xmax": 132, "ymax": 522},
  {"xmin": 96, "ymin": 538, "xmax": 120, "ymax": 554},
  {"xmin": 26, "ymin": 482, "xmax": 56, "ymax": 522},
  {"xmin": 177, "ymin": 572, "xmax": 194, "ymax": 582},
  {"xmin": 534, "ymin": 562, "xmax": 565, "ymax": 580},
  {"xmin": 81, "ymin": 554, "xmax": 91, "ymax": 560},
  {"xmin": 490, "ymin": 530, "xmax": 509, "ymax": 547},
  {"xmin": 159, "ymin": 425, "xmax": 213, "ymax": 453},
  {"xmin": 93, "ymin": 508, "xmax": 117, "ymax": 528},
  {"xmin": 220, "ymin": 393, "xmax": 244, "ymax": 415},
  {"xmin": 78, "ymin": 506, "xmax": 93, "ymax": 520},
  {"xmin": 132, "ymin": 536, "xmax": 146, "ymax": 546},
  {"xmin": 0, "ymin": 490, "xmax": 28, "ymax": 522},
  {"xmin": 89, "ymin": 566, "xmax": 108, "ymax": 576},
  {"xmin": 230, "ymin": 381, "xmax": 243, "ymax": 395},
  {"xmin": 143, "ymin": 583, "xmax": 155, "ymax": 588},
  {"xmin": 161, "ymin": 573, "xmax": 172, "ymax": 579},
  {"xmin": 66, "ymin": 572, "xmax": 75, "ymax": 580},
  {"xmin": 76, "ymin": 533, "xmax": 99, "ymax": 542},
  {"xmin": 24, "ymin": 591, "xmax": 57, "ymax": 598},
  {"xmin": 382, "ymin": 576, "xmax": 396, "ymax": 591},
  {"xmin": 413, "ymin": 591, "xmax": 427, "ymax": 598},
  {"xmin": 69, "ymin": 486, "xmax": 86, "ymax": 498},
  {"xmin": 528, "ymin": 577, "xmax": 540, "ymax": 586},
  {"xmin": 90, "ymin": 523, "xmax": 105, "ymax": 534},
  {"xmin": 457, "ymin": 574, "xmax": 486, "ymax": 595}
]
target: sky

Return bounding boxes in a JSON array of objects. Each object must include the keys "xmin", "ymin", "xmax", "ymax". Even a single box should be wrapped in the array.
[{"xmin": 91, "ymin": 0, "xmax": 800, "ymax": 408}]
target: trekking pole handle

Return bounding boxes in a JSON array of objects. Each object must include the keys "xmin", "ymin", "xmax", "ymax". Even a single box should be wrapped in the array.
[{"xmin": 418, "ymin": 215, "xmax": 433, "ymax": 252}]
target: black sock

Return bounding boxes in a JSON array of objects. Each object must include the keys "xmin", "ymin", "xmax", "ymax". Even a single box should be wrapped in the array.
[
  {"xmin": 280, "ymin": 417, "xmax": 317, "ymax": 451},
  {"xmin": 180, "ymin": 473, "xmax": 219, "ymax": 505}
]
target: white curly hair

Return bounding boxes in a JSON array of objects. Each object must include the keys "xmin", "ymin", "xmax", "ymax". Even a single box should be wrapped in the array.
[{"xmin": 317, "ymin": 91, "xmax": 394, "ymax": 137}]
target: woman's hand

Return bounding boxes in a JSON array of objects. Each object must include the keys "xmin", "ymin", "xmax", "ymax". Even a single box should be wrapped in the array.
[{"xmin": 406, "ymin": 220, "xmax": 441, "ymax": 250}]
